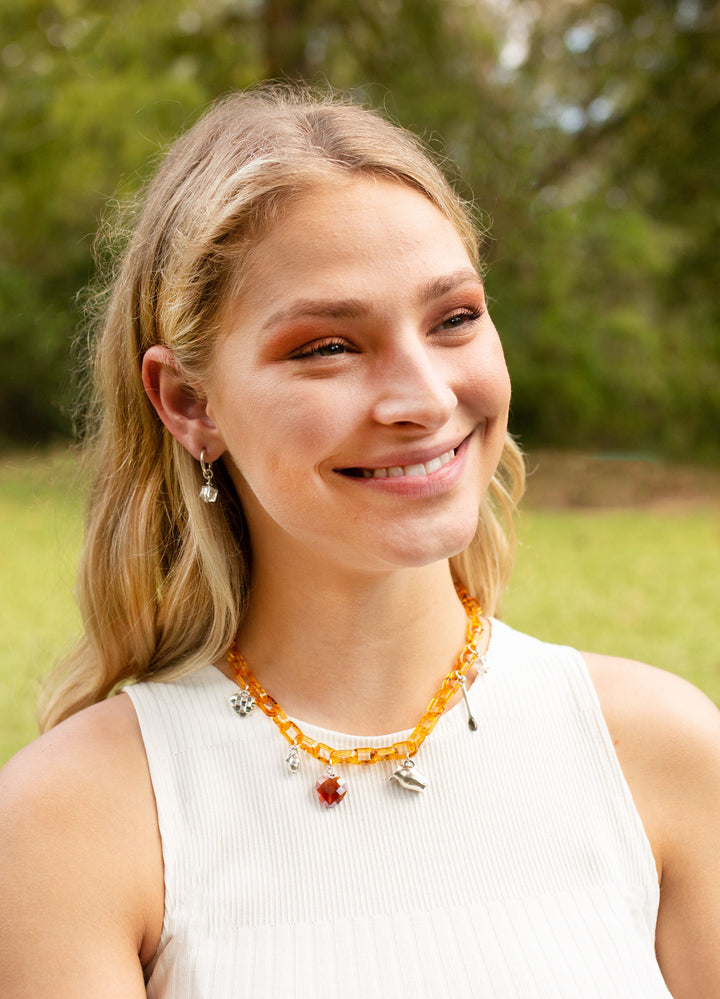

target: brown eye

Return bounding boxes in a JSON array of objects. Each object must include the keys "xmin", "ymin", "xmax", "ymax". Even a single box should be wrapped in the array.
[
  {"xmin": 315, "ymin": 342, "xmax": 346, "ymax": 356},
  {"xmin": 292, "ymin": 338, "xmax": 350, "ymax": 360},
  {"xmin": 438, "ymin": 308, "xmax": 483, "ymax": 331}
]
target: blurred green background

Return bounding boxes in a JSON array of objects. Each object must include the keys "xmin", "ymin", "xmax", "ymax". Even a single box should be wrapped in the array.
[{"xmin": 1, "ymin": 1, "xmax": 718, "ymax": 759}]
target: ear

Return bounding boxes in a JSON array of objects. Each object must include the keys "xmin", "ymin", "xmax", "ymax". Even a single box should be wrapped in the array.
[{"xmin": 142, "ymin": 346, "xmax": 225, "ymax": 461}]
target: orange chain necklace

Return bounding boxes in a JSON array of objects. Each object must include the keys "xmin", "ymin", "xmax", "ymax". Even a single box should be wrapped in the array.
[{"xmin": 227, "ymin": 585, "xmax": 486, "ymax": 807}]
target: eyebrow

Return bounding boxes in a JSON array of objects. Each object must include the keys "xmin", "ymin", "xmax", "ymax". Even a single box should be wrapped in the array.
[
  {"xmin": 260, "ymin": 268, "xmax": 483, "ymax": 332},
  {"xmin": 261, "ymin": 298, "xmax": 370, "ymax": 332},
  {"xmin": 419, "ymin": 269, "xmax": 484, "ymax": 303}
]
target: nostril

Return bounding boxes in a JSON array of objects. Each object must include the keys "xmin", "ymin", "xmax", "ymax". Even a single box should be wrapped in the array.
[{"xmin": 372, "ymin": 381, "xmax": 457, "ymax": 430}]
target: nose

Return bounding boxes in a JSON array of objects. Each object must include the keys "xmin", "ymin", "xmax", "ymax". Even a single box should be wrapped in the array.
[{"xmin": 370, "ymin": 336, "xmax": 457, "ymax": 429}]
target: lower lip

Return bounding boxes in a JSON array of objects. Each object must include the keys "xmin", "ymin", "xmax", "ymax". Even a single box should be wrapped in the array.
[{"xmin": 335, "ymin": 434, "xmax": 473, "ymax": 498}]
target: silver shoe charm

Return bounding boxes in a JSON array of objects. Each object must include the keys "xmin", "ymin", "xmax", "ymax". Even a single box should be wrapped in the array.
[{"xmin": 389, "ymin": 757, "xmax": 427, "ymax": 792}]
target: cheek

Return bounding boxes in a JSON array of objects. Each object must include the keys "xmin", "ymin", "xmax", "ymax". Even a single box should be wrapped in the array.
[
  {"xmin": 218, "ymin": 381, "xmax": 345, "ymax": 487},
  {"xmin": 464, "ymin": 348, "xmax": 512, "ymax": 418},
  {"xmin": 494, "ymin": 361, "xmax": 513, "ymax": 413}
]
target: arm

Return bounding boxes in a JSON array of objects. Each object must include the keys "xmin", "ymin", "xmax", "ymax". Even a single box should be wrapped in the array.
[
  {"xmin": 585, "ymin": 653, "xmax": 720, "ymax": 998},
  {"xmin": 0, "ymin": 695, "xmax": 163, "ymax": 998},
  {"xmin": 651, "ymin": 683, "xmax": 720, "ymax": 998}
]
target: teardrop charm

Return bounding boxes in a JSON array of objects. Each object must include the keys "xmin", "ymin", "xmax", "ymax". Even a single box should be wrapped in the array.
[{"xmin": 456, "ymin": 672, "xmax": 478, "ymax": 732}]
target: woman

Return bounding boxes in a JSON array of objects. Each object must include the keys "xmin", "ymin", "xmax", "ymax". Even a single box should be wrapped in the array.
[{"xmin": 1, "ymin": 85, "xmax": 719, "ymax": 998}]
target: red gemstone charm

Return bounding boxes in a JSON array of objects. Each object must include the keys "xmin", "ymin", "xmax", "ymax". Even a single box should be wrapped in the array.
[{"xmin": 315, "ymin": 772, "xmax": 347, "ymax": 807}]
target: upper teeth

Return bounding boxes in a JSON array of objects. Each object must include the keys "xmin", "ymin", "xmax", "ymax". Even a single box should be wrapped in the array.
[{"xmin": 360, "ymin": 448, "xmax": 455, "ymax": 479}]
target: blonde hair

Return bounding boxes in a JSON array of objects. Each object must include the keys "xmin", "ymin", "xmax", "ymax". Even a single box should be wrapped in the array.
[{"xmin": 39, "ymin": 83, "xmax": 524, "ymax": 732}]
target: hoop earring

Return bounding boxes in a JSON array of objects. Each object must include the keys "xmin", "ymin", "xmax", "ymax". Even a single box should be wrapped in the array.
[{"xmin": 199, "ymin": 450, "xmax": 219, "ymax": 503}]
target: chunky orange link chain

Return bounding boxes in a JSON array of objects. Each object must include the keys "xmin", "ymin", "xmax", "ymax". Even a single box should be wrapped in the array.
[{"xmin": 226, "ymin": 586, "xmax": 484, "ymax": 766}]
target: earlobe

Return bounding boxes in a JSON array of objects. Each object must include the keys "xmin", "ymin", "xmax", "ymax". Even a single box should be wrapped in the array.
[{"xmin": 141, "ymin": 346, "xmax": 225, "ymax": 461}]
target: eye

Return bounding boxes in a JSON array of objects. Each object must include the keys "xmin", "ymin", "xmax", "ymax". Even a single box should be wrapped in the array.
[
  {"xmin": 437, "ymin": 307, "xmax": 484, "ymax": 331},
  {"xmin": 291, "ymin": 338, "xmax": 350, "ymax": 359},
  {"xmin": 312, "ymin": 341, "xmax": 346, "ymax": 357}
]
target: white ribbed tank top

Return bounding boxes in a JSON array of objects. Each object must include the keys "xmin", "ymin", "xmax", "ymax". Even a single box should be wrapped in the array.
[{"xmin": 126, "ymin": 620, "xmax": 673, "ymax": 998}]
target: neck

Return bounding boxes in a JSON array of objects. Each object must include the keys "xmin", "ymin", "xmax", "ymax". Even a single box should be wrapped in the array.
[{"xmin": 226, "ymin": 561, "xmax": 480, "ymax": 734}]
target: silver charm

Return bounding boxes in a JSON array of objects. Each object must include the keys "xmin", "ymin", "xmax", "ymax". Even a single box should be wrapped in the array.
[
  {"xmin": 389, "ymin": 757, "xmax": 427, "ymax": 792},
  {"xmin": 230, "ymin": 689, "xmax": 256, "ymax": 716},
  {"xmin": 456, "ymin": 672, "xmax": 478, "ymax": 732},
  {"xmin": 285, "ymin": 744, "xmax": 300, "ymax": 774},
  {"xmin": 199, "ymin": 450, "xmax": 218, "ymax": 503}
]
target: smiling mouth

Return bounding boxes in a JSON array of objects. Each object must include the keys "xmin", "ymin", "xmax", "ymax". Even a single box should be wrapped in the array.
[{"xmin": 339, "ymin": 446, "xmax": 457, "ymax": 480}]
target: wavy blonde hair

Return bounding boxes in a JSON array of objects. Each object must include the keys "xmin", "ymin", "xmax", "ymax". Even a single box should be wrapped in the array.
[{"xmin": 39, "ymin": 83, "xmax": 524, "ymax": 732}]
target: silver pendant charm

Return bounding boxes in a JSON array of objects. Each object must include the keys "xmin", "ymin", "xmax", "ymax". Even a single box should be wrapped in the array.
[
  {"xmin": 285, "ymin": 744, "xmax": 300, "ymax": 774},
  {"xmin": 230, "ymin": 689, "xmax": 256, "ymax": 716},
  {"xmin": 199, "ymin": 451, "xmax": 218, "ymax": 503},
  {"xmin": 389, "ymin": 757, "xmax": 427, "ymax": 792},
  {"xmin": 457, "ymin": 673, "xmax": 478, "ymax": 732},
  {"xmin": 200, "ymin": 482, "xmax": 219, "ymax": 503}
]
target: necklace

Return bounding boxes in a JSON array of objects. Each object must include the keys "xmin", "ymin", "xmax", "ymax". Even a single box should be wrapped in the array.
[{"xmin": 227, "ymin": 585, "xmax": 487, "ymax": 807}]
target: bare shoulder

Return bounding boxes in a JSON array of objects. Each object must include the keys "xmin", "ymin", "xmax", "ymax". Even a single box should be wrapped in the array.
[
  {"xmin": 582, "ymin": 650, "xmax": 720, "ymax": 789},
  {"xmin": 583, "ymin": 651, "xmax": 720, "ymax": 998},
  {"xmin": 0, "ymin": 694, "xmax": 163, "ymax": 997},
  {"xmin": 0, "ymin": 692, "xmax": 154, "ymax": 844}
]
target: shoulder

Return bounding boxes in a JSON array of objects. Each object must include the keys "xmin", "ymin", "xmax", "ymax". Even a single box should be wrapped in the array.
[
  {"xmin": 582, "ymin": 651, "xmax": 720, "ymax": 994},
  {"xmin": 582, "ymin": 650, "xmax": 720, "ymax": 796},
  {"xmin": 0, "ymin": 694, "xmax": 163, "ymax": 994},
  {"xmin": 0, "ymin": 692, "xmax": 155, "ymax": 832},
  {"xmin": 582, "ymin": 651, "xmax": 720, "ymax": 838}
]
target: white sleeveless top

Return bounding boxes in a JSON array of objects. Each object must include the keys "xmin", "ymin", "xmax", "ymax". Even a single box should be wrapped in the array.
[{"xmin": 126, "ymin": 620, "xmax": 673, "ymax": 998}]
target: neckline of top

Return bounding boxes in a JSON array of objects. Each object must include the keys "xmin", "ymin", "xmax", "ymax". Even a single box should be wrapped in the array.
[{"xmin": 209, "ymin": 617, "xmax": 505, "ymax": 745}]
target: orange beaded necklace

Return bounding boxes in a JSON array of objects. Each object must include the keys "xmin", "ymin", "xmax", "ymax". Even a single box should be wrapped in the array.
[{"xmin": 227, "ymin": 586, "xmax": 486, "ymax": 807}]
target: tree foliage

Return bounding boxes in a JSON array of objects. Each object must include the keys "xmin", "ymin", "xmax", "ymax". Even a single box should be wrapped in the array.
[{"xmin": 1, "ymin": 0, "xmax": 717, "ymax": 457}]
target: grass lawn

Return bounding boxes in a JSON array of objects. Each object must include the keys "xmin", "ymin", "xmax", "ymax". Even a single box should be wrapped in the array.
[
  {"xmin": 0, "ymin": 449, "xmax": 84, "ymax": 765},
  {"xmin": 504, "ymin": 508, "xmax": 720, "ymax": 701},
  {"xmin": 1, "ymin": 448, "xmax": 719, "ymax": 766}
]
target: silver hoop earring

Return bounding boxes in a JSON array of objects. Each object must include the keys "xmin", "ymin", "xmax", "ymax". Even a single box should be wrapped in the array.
[{"xmin": 199, "ymin": 450, "xmax": 218, "ymax": 503}]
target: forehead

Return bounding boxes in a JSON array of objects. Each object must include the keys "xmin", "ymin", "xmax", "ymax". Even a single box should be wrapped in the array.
[{"xmin": 234, "ymin": 177, "xmax": 477, "ymax": 315}]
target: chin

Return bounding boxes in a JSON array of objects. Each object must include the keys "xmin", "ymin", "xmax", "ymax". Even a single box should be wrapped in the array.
[{"xmin": 377, "ymin": 517, "xmax": 479, "ymax": 570}]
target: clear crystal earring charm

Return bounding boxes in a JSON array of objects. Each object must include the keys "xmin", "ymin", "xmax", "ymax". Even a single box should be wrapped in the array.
[{"xmin": 199, "ymin": 450, "xmax": 218, "ymax": 503}]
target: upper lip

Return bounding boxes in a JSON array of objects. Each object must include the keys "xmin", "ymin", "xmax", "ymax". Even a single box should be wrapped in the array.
[{"xmin": 335, "ymin": 432, "xmax": 471, "ymax": 472}]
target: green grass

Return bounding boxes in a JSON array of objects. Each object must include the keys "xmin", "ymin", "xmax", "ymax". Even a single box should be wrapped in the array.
[
  {"xmin": 1, "ymin": 450, "xmax": 719, "ymax": 766},
  {"xmin": 503, "ymin": 508, "xmax": 720, "ymax": 704},
  {"xmin": 0, "ymin": 449, "xmax": 84, "ymax": 765}
]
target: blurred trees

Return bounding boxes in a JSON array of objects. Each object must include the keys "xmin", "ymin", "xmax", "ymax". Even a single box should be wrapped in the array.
[
  {"xmin": 491, "ymin": 0, "xmax": 720, "ymax": 455},
  {"xmin": 0, "ymin": 0, "xmax": 718, "ymax": 456}
]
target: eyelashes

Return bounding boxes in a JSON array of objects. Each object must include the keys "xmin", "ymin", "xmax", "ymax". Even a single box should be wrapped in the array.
[
  {"xmin": 439, "ymin": 307, "xmax": 485, "ymax": 330},
  {"xmin": 291, "ymin": 338, "xmax": 351, "ymax": 359},
  {"xmin": 289, "ymin": 304, "xmax": 485, "ymax": 360}
]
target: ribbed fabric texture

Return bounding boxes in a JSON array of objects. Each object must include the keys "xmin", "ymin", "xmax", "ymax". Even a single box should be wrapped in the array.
[{"xmin": 126, "ymin": 621, "xmax": 673, "ymax": 998}]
